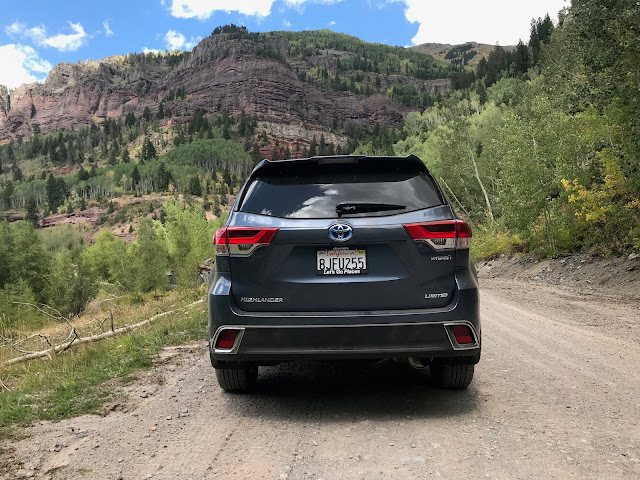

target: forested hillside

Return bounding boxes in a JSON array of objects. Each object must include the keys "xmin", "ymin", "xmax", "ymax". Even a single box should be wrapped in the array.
[{"xmin": 384, "ymin": 3, "xmax": 639, "ymax": 258}]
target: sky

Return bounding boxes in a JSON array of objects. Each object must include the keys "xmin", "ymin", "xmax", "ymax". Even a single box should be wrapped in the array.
[{"xmin": 0, "ymin": 0, "xmax": 567, "ymax": 90}]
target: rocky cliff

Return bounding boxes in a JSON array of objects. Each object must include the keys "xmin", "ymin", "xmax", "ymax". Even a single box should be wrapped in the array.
[{"xmin": 0, "ymin": 31, "xmax": 451, "ymax": 141}]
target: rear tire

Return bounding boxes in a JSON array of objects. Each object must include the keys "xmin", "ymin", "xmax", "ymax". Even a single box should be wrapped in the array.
[
  {"xmin": 215, "ymin": 366, "xmax": 258, "ymax": 392},
  {"xmin": 429, "ymin": 363, "xmax": 474, "ymax": 389}
]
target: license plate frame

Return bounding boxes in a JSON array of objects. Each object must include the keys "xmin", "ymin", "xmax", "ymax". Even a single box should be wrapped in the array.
[{"xmin": 316, "ymin": 247, "xmax": 367, "ymax": 275}]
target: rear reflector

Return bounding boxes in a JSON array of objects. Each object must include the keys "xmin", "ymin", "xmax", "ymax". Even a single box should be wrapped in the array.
[
  {"xmin": 452, "ymin": 325, "xmax": 474, "ymax": 344},
  {"xmin": 403, "ymin": 220, "xmax": 472, "ymax": 250},
  {"xmin": 216, "ymin": 329, "xmax": 239, "ymax": 349},
  {"xmin": 213, "ymin": 227, "xmax": 279, "ymax": 257}
]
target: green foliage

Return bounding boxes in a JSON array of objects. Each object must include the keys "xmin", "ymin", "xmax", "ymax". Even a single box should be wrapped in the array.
[
  {"xmin": 38, "ymin": 224, "xmax": 84, "ymax": 253},
  {"xmin": 187, "ymin": 175, "xmax": 202, "ymax": 196},
  {"xmin": 83, "ymin": 229, "xmax": 128, "ymax": 288},
  {"xmin": 128, "ymin": 219, "xmax": 169, "ymax": 293},
  {"xmin": 4, "ymin": 221, "xmax": 50, "ymax": 302},
  {"xmin": 275, "ymin": 30, "xmax": 451, "ymax": 81},
  {"xmin": 395, "ymin": 6, "xmax": 640, "ymax": 257},
  {"xmin": 470, "ymin": 224, "xmax": 525, "ymax": 261},
  {"xmin": 162, "ymin": 201, "xmax": 214, "ymax": 285},
  {"xmin": 0, "ymin": 279, "xmax": 47, "ymax": 332},
  {"xmin": 161, "ymin": 138, "xmax": 252, "ymax": 174},
  {"xmin": 45, "ymin": 249, "xmax": 98, "ymax": 317}
]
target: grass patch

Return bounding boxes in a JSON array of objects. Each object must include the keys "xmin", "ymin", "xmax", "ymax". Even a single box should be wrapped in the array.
[
  {"xmin": 470, "ymin": 223, "xmax": 525, "ymax": 261},
  {"xmin": 0, "ymin": 292, "xmax": 207, "ymax": 437}
]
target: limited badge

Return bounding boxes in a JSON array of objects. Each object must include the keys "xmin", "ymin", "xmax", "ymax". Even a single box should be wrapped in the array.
[{"xmin": 425, "ymin": 293, "xmax": 449, "ymax": 299}]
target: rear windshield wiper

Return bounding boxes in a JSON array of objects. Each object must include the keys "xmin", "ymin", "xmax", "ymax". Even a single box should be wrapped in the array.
[{"xmin": 335, "ymin": 202, "xmax": 407, "ymax": 217}]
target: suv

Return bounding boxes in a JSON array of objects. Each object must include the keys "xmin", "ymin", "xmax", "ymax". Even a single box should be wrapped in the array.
[{"xmin": 208, "ymin": 155, "xmax": 480, "ymax": 391}]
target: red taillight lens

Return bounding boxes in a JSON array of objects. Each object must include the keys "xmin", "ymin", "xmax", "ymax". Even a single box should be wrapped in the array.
[
  {"xmin": 452, "ymin": 325, "xmax": 474, "ymax": 344},
  {"xmin": 213, "ymin": 227, "xmax": 279, "ymax": 256},
  {"xmin": 213, "ymin": 227, "xmax": 229, "ymax": 256},
  {"xmin": 403, "ymin": 220, "xmax": 471, "ymax": 249},
  {"xmin": 215, "ymin": 329, "xmax": 238, "ymax": 349},
  {"xmin": 226, "ymin": 228, "xmax": 279, "ymax": 245}
]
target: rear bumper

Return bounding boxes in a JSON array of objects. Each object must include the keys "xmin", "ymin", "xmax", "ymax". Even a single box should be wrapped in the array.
[{"xmin": 208, "ymin": 271, "xmax": 480, "ymax": 365}]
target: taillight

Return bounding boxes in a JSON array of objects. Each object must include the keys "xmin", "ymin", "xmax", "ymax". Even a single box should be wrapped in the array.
[
  {"xmin": 213, "ymin": 227, "xmax": 229, "ymax": 256},
  {"xmin": 403, "ymin": 220, "xmax": 471, "ymax": 250},
  {"xmin": 212, "ymin": 227, "xmax": 279, "ymax": 257}
]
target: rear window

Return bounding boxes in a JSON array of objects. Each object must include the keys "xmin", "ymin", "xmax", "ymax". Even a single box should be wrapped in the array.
[{"xmin": 238, "ymin": 162, "xmax": 444, "ymax": 219}]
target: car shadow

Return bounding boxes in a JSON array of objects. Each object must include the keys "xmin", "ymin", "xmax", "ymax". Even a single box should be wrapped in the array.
[{"xmin": 221, "ymin": 360, "xmax": 481, "ymax": 422}]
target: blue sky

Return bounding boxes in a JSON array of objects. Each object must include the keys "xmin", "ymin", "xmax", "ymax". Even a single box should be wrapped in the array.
[{"xmin": 0, "ymin": 0, "xmax": 567, "ymax": 90}]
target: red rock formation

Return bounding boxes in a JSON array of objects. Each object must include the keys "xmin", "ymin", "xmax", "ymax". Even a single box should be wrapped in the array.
[{"xmin": 0, "ymin": 33, "xmax": 450, "ymax": 141}]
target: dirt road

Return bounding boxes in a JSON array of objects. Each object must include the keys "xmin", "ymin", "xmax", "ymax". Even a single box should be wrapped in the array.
[{"xmin": 4, "ymin": 278, "xmax": 640, "ymax": 479}]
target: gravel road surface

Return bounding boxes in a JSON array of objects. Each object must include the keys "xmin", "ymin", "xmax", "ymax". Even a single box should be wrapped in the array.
[{"xmin": 4, "ymin": 278, "xmax": 640, "ymax": 479}]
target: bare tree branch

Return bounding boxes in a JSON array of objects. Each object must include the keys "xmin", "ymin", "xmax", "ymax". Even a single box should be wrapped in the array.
[{"xmin": 0, "ymin": 377, "xmax": 10, "ymax": 392}]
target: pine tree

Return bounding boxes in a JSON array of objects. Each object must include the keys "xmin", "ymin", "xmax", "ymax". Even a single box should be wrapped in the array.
[
  {"xmin": 131, "ymin": 165, "xmax": 141, "ymax": 186},
  {"xmin": 46, "ymin": 174, "xmax": 65, "ymax": 211},
  {"xmin": 12, "ymin": 165, "xmax": 23, "ymax": 182},
  {"xmin": 476, "ymin": 83, "xmax": 488, "ymax": 105},
  {"xmin": 158, "ymin": 102, "xmax": 165, "ymax": 119},
  {"xmin": 77, "ymin": 166, "xmax": 90, "ymax": 181},
  {"xmin": 125, "ymin": 111, "xmax": 137, "ymax": 127},
  {"xmin": 309, "ymin": 136, "xmax": 317, "ymax": 156},
  {"xmin": 142, "ymin": 106, "xmax": 151, "ymax": 121},
  {"xmin": 122, "ymin": 148, "xmax": 130, "ymax": 163},
  {"xmin": 156, "ymin": 162, "xmax": 171, "ymax": 191},
  {"xmin": 142, "ymin": 138, "xmax": 156, "ymax": 161},
  {"xmin": 25, "ymin": 197, "xmax": 39, "ymax": 228},
  {"xmin": 188, "ymin": 175, "xmax": 202, "ymax": 196},
  {"xmin": 515, "ymin": 41, "xmax": 531, "ymax": 73}
]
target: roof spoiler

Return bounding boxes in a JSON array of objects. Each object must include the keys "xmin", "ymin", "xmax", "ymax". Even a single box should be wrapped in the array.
[{"xmin": 250, "ymin": 154, "xmax": 428, "ymax": 176}]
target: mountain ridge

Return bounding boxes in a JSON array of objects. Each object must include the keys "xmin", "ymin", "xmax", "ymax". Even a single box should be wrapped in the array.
[
  {"xmin": 0, "ymin": 29, "xmax": 453, "ymax": 142},
  {"xmin": 410, "ymin": 41, "xmax": 516, "ymax": 67}
]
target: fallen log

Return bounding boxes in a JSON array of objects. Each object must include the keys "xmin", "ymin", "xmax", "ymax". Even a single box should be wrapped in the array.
[{"xmin": 1, "ymin": 299, "xmax": 205, "ymax": 367}]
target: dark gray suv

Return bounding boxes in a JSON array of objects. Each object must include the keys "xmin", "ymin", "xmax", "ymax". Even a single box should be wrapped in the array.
[{"xmin": 208, "ymin": 155, "xmax": 480, "ymax": 391}]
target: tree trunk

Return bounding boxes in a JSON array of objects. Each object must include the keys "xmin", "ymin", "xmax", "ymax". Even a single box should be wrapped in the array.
[{"xmin": 468, "ymin": 146, "xmax": 495, "ymax": 223}]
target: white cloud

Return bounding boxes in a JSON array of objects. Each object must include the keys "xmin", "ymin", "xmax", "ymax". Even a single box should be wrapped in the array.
[
  {"xmin": 400, "ymin": 0, "xmax": 567, "ymax": 45},
  {"xmin": 283, "ymin": 19, "xmax": 293, "ymax": 28},
  {"xmin": 40, "ymin": 22, "xmax": 88, "ymax": 51},
  {"xmin": 0, "ymin": 44, "xmax": 52, "ymax": 89},
  {"xmin": 169, "ymin": 0, "xmax": 275, "ymax": 18},
  {"xmin": 103, "ymin": 21, "xmax": 114, "ymax": 37},
  {"xmin": 168, "ymin": 0, "xmax": 343, "ymax": 18},
  {"xmin": 5, "ymin": 20, "xmax": 89, "ymax": 52},
  {"xmin": 5, "ymin": 21, "xmax": 25, "ymax": 36},
  {"xmin": 164, "ymin": 30, "xmax": 201, "ymax": 50},
  {"xmin": 328, "ymin": 20, "xmax": 336, "ymax": 26},
  {"xmin": 143, "ymin": 47, "xmax": 161, "ymax": 54}
]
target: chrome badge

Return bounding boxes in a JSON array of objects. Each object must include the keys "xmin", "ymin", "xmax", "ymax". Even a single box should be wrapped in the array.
[{"xmin": 329, "ymin": 223, "xmax": 353, "ymax": 242}]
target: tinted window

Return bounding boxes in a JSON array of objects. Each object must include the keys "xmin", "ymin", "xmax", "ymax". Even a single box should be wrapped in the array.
[{"xmin": 239, "ymin": 162, "xmax": 444, "ymax": 219}]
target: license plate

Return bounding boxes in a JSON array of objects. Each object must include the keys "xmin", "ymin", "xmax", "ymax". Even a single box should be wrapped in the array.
[{"xmin": 316, "ymin": 248, "xmax": 367, "ymax": 275}]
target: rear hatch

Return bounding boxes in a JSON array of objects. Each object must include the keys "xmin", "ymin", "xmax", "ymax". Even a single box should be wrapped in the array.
[{"xmin": 224, "ymin": 157, "xmax": 461, "ymax": 312}]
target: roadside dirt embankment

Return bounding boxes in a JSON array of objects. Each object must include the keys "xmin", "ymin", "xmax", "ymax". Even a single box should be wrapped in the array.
[{"xmin": 477, "ymin": 252, "xmax": 640, "ymax": 299}]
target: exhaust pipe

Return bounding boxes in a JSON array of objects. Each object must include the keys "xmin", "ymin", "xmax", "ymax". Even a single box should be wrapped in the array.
[{"xmin": 408, "ymin": 357, "xmax": 430, "ymax": 370}]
